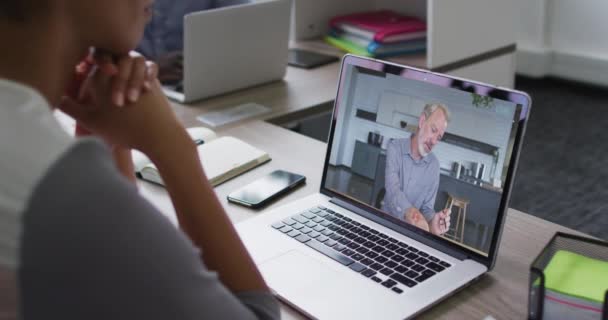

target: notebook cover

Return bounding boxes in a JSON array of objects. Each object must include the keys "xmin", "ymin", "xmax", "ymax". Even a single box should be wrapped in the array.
[
  {"xmin": 324, "ymin": 35, "xmax": 372, "ymax": 57},
  {"xmin": 329, "ymin": 28, "xmax": 374, "ymax": 48},
  {"xmin": 199, "ymin": 136, "xmax": 271, "ymax": 186},
  {"xmin": 330, "ymin": 27, "xmax": 426, "ymax": 48},
  {"xmin": 136, "ymin": 136, "xmax": 271, "ymax": 187},
  {"xmin": 329, "ymin": 10, "xmax": 426, "ymax": 43},
  {"xmin": 368, "ymin": 39, "xmax": 426, "ymax": 55},
  {"xmin": 325, "ymin": 33, "xmax": 425, "ymax": 57}
]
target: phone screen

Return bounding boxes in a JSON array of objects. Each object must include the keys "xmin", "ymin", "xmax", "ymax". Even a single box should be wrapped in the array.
[{"xmin": 228, "ymin": 170, "xmax": 306, "ymax": 208}]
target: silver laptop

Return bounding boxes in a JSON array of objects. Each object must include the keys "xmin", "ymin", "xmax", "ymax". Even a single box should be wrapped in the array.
[
  {"xmin": 237, "ymin": 54, "xmax": 531, "ymax": 319},
  {"xmin": 163, "ymin": 0, "xmax": 292, "ymax": 103}
]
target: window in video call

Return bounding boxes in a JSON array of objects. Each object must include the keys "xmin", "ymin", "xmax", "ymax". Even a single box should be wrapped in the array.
[{"xmin": 325, "ymin": 64, "xmax": 523, "ymax": 256}]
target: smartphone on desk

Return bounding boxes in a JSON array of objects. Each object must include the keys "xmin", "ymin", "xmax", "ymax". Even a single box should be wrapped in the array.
[
  {"xmin": 227, "ymin": 170, "xmax": 306, "ymax": 209},
  {"xmin": 287, "ymin": 49, "xmax": 339, "ymax": 69}
]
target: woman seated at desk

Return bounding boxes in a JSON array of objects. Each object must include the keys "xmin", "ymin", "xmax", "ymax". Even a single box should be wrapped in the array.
[{"xmin": 0, "ymin": 0, "xmax": 277, "ymax": 319}]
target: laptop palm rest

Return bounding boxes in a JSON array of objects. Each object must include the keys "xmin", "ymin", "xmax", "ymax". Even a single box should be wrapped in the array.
[
  {"xmin": 260, "ymin": 250, "xmax": 340, "ymax": 296},
  {"xmin": 260, "ymin": 250, "xmax": 390, "ymax": 319}
]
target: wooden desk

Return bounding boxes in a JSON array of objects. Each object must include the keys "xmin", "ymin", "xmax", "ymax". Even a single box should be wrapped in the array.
[
  {"xmin": 42, "ymin": 39, "xmax": 525, "ymax": 320},
  {"xmin": 171, "ymin": 62, "xmax": 341, "ymax": 130},
  {"xmin": 140, "ymin": 120, "xmax": 588, "ymax": 320},
  {"xmin": 139, "ymin": 121, "xmax": 327, "ymax": 225},
  {"xmin": 47, "ymin": 58, "xmax": 582, "ymax": 319},
  {"xmin": 171, "ymin": 40, "xmax": 431, "ymax": 132}
]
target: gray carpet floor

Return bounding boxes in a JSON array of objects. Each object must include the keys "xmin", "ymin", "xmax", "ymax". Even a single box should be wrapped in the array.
[{"xmin": 511, "ymin": 76, "xmax": 608, "ymax": 240}]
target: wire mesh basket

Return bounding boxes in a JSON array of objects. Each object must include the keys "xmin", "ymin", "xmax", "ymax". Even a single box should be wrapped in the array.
[{"xmin": 528, "ymin": 232, "xmax": 608, "ymax": 320}]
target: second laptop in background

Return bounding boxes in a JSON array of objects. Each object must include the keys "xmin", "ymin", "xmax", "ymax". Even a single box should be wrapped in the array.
[{"xmin": 164, "ymin": 0, "xmax": 292, "ymax": 103}]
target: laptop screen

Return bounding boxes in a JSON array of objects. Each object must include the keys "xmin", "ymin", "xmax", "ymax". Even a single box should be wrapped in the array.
[{"xmin": 322, "ymin": 55, "xmax": 530, "ymax": 259}]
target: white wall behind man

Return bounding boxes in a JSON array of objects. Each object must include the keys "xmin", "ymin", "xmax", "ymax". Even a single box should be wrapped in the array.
[{"xmin": 516, "ymin": 0, "xmax": 608, "ymax": 86}]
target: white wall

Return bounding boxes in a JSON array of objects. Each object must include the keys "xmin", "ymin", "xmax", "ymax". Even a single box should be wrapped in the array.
[
  {"xmin": 429, "ymin": 0, "xmax": 516, "ymax": 69},
  {"xmin": 549, "ymin": 1, "xmax": 608, "ymax": 56},
  {"xmin": 448, "ymin": 53, "xmax": 516, "ymax": 89},
  {"xmin": 516, "ymin": 0, "xmax": 608, "ymax": 86},
  {"xmin": 291, "ymin": 0, "xmax": 371, "ymax": 40},
  {"xmin": 291, "ymin": 0, "xmax": 426, "ymax": 40},
  {"xmin": 516, "ymin": 0, "xmax": 549, "ymax": 50}
]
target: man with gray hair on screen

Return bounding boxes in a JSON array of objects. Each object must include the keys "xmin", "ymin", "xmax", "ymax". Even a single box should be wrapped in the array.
[{"xmin": 382, "ymin": 103, "xmax": 452, "ymax": 236}]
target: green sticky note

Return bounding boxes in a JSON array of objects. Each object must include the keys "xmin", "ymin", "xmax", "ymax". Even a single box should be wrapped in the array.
[{"xmin": 542, "ymin": 250, "xmax": 608, "ymax": 303}]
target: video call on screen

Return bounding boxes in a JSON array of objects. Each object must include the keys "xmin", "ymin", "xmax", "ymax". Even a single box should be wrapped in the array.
[{"xmin": 325, "ymin": 64, "xmax": 522, "ymax": 256}]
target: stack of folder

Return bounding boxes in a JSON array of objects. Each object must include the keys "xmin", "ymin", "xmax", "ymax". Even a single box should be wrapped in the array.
[{"xmin": 325, "ymin": 10, "xmax": 427, "ymax": 58}]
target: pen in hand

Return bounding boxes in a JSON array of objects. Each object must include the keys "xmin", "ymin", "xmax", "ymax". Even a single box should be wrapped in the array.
[{"xmin": 440, "ymin": 206, "xmax": 451, "ymax": 233}]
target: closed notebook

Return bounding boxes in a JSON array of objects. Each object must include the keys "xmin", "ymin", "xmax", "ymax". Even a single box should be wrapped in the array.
[
  {"xmin": 330, "ymin": 27, "xmax": 426, "ymax": 49},
  {"xmin": 324, "ymin": 35, "xmax": 371, "ymax": 57},
  {"xmin": 325, "ymin": 35, "xmax": 425, "ymax": 58},
  {"xmin": 329, "ymin": 10, "xmax": 426, "ymax": 43},
  {"xmin": 133, "ymin": 128, "xmax": 271, "ymax": 187},
  {"xmin": 369, "ymin": 39, "xmax": 426, "ymax": 56}
]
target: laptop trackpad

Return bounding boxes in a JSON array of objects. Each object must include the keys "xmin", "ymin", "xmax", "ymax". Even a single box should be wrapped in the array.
[
  {"xmin": 260, "ymin": 250, "xmax": 343, "ymax": 306},
  {"xmin": 261, "ymin": 250, "xmax": 392, "ymax": 319}
]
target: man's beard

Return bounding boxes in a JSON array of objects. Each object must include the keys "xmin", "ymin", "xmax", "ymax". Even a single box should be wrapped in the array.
[{"xmin": 418, "ymin": 138, "xmax": 429, "ymax": 157}]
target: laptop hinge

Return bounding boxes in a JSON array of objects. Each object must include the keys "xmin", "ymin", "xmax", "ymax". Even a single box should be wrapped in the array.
[{"xmin": 329, "ymin": 197, "xmax": 468, "ymax": 261}]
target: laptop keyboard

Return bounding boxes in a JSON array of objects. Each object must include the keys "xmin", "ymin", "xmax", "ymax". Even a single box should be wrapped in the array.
[{"xmin": 271, "ymin": 206, "xmax": 452, "ymax": 294}]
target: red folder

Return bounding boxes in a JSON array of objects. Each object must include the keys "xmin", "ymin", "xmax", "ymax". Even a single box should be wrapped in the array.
[{"xmin": 330, "ymin": 10, "xmax": 426, "ymax": 43}]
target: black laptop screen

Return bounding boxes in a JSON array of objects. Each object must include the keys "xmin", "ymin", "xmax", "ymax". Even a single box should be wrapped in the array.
[{"xmin": 321, "ymin": 55, "xmax": 530, "ymax": 258}]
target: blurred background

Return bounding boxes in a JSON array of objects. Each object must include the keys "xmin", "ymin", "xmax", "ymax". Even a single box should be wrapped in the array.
[
  {"xmin": 281, "ymin": 0, "xmax": 608, "ymax": 241},
  {"xmin": 477, "ymin": 0, "xmax": 608, "ymax": 241}
]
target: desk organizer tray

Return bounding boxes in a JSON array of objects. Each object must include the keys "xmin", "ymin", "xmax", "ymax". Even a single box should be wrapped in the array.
[{"xmin": 528, "ymin": 232, "xmax": 608, "ymax": 320}]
